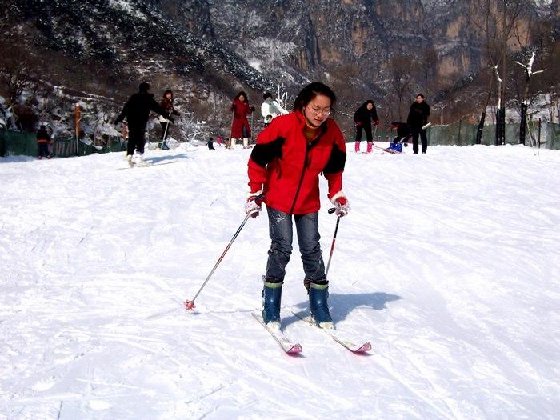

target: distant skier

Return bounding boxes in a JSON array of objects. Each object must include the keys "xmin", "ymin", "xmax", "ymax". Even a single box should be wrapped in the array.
[
  {"xmin": 229, "ymin": 91, "xmax": 254, "ymax": 149},
  {"xmin": 246, "ymin": 82, "xmax": 349, "ymax": 330},
  {"xmin": 36, "ymin": 124, "xmax": 51, "ymax": 159},
  {"xmin": 115, "ymin": 82, "xmax": 173, "ymax": 166},
  {"xmin": 261, "ymin": 92, "xmax": 288, "ymax": 127},
  {"xmin": 407, "ymin": 93, "xmax": 430, "ymax": 154},
  {"xmin": 158, "ymin": 89, "xmax": 180, "ymax": 150},
  {"xmin": 353, "ymin": 100, "xmax": 379, "ymax": 153}
]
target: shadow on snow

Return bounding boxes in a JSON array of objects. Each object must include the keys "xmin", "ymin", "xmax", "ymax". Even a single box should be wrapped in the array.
[
  {"xmin": 288, "ymin": 292, "xmax": 401, "ymax": 325},
  {"xmin": 145, "ymin": 153, "xmax": 191, "ymax": 165}
]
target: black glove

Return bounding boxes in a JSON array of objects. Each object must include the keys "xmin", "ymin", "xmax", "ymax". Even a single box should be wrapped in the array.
[
  {"xmin": 173, "ymin": 110, "xmax": 180, "ymax": 116},
  {"xmin": 168, "ymin": 117, "xmax": 175, "ymax": 124}
]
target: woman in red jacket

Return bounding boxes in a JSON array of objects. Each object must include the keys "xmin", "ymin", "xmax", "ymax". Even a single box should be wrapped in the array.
[
  {"xmin": 246, "ymin": 82, "xmax": 349, "ymax": 329},
  {"xmin": 229, "ymin": 91, "xmax": 254, "ymax": 149}
]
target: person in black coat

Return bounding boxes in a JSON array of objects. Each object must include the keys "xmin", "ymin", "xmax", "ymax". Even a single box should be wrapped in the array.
[
  {"xmin": 36, "ymin": 125, "xmax": 51, "ymax": 159},
  {"xmin": 115, "ymin": 82, "xmax": 173, "ymax": 165},
  {"xmin": 406, "ymin": 93, "xmax": 430, "ymax": 154},
  {"xmin": 353, "ymin": 100, "xmax": 379, "ymax": 153}
]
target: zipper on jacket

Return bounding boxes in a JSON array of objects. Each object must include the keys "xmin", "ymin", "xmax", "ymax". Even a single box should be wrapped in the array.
[{"xmin": 288, "ymin": 128, "xmax": 325, "ymax": 214}]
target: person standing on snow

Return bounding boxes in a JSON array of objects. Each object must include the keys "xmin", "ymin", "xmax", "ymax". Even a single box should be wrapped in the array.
[
  {"xmin": 229, "ymin": 91, "xmax": 254, "ymax": 149},
  {"xmin": 158, "ymin": 89, "xmax": 180, "ymax": 150},
  {"xmin": 36, "ymin": 124, "xmax": 51, "ymax": 159},
  {"xmin": 261, "ymin": 92, "xmax": 288, "ymax": 127},
  {"xmin": 407, "ymin": 93, "xmax": 431, "ymax": 154},
  {"xmin": 246, "ymin": 81, "xmax": 349, "ymax": 330},
  {"xmin": 115, "ymin": 82, "xmax": 173, "ymax": 166},
  {"xmin": 353, "ymin": 100, "xmax": 379, "ymax": 153}
]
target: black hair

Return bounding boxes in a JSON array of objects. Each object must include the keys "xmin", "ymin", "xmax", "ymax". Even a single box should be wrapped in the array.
[
  {"xmin": 235, "ymin": 91, "xmax": 248, "ymax": 101},
  {"xmin": 360, "ymin": 100, "xmax": 375, "ymax": 109},
  {"xmin": 139, "ymin": 82, "xmax": 151, "ymax": 93},
  {"xmin": 293, "ymin": 82, "xmax": 337, "ymax": 111},
  {"xmin": 263, "ymin": 92, "xmax": 272, "ymax": 100},
  {"xmin": 416, "ymin": 93, "xmax": 425, "ymax": 99}
]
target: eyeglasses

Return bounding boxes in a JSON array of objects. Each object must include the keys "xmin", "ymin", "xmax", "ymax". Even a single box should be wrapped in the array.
[{"xmin": 306, "ymin": 106, "xmax": 331, "ymax": 117}]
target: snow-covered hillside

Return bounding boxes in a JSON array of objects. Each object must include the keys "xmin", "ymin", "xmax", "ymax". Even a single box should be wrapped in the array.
[{"xmin": 1, "ymin": 143, "xmax": 559, "ymax": 418}]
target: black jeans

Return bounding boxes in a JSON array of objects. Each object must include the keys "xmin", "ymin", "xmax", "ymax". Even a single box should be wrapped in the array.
[
  {"xmin": 355, "ymin": 124, "xmax": 373, "ymax": 142},
  {"xmin": 127, "ymin": 127, "xmax": 146, "ymax": 155},
  {"xmin": 411, "ymin": 127, "xmax": 427, "ymax": 154},
  {"xmin": 38, "ymin": 143, "xmax": 50, "ymax": 158}
]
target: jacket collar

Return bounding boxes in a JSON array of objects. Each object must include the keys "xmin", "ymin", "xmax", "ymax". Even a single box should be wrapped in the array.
[{"xmin": 294, "ymin": 111, "xmax": 328, "ymax": 147}]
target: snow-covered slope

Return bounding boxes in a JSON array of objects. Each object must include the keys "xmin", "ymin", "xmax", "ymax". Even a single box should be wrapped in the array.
[{"xmin": 1, "ymin": 143, "xmax": 559, "ymax": 418}]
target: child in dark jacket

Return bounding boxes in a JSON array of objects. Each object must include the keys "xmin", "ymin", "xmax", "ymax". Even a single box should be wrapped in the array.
[{"xmin": 37, "ymin": 125, "xmax": 51, "ymax": 159}]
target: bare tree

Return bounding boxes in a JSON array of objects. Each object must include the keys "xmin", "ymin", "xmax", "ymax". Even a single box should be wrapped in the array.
[
  {"xmin": 466, "ymin": 0, "xmax": 532, "ymax": 144},
  {"xmin": 386, "ymin": 54, "xmax": 416, "ymax": 121}
]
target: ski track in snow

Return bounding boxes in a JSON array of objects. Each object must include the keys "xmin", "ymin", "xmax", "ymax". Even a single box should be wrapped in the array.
[{"xmin": 1, "ymin": 143, "xmax": 559, "ymax": 419}]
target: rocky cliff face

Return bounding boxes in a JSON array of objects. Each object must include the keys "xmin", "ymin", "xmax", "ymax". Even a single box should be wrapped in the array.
[{"xmin": 1, "ymin": 0, "xmax": 556, "ymax": 132}]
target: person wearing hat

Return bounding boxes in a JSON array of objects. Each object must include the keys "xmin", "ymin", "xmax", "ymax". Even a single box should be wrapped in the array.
[{"xmin": 115, "ymin": 82, "xmax": 173, "ymax": 166}]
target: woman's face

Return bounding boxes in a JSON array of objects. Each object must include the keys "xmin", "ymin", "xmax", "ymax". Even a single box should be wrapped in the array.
[
  {"xmin": 303, "ymin": 94, "xmax": 331, "ymax": 129},
  {"xmin": 239, "ymin": 95, "xmax": 246, "ymax": 102},
  {"xmin": 416, "ymin": 95, "xmax": 424, "ymax": 103},
  {"xmin": 366, "ymin": 103, "xmax": 373, "ymax": 110}
]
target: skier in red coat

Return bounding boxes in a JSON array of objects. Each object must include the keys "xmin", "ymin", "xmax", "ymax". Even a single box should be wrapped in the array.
[
  {"xmin": 229, "ymin": 91, "xmax": 254, "ymax": 149},
  {"xmin": 246, "ymin": 82, "xmax": 349, "ymax": 329}
]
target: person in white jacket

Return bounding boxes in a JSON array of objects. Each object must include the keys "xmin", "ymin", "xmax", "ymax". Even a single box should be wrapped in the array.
[{"xmin": 261, "ymin": 92, "xmax": 288, "ymax": 127}]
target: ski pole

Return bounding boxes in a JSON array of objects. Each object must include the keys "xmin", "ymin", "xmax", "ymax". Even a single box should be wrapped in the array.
[
  {"xmin": 185, "ymin": 212, "xmax": 252, "ymax": 310},
  {"xmin": 163, "ymin": 121, "xmax": 169, "ymax": 141},
  {"xmin": 250, "ymin": 113, "xmax": 254, "ymax": 145},
  {"xmin": 325, "ymin": 208, "xmax": 342, "ymax": 277}
]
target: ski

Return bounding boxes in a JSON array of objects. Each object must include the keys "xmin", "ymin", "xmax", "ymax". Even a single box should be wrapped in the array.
[
  {"xmin": 251, "ymin": 312, "xmax": 302, "ymax": 356},
  {"xmin": 292, "ymin": 311, "xmax": 371, "ymax": 354},
  {"xmin": 372, "ymin": 144, "xmax": 400, "ymax": 154},
  {"xmin": 117, "ymin": 162, "xmax": 154, "ymax": 170}
]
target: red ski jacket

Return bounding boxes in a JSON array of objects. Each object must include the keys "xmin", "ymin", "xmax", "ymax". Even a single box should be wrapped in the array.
[{"xmin": 248, "ymin": 111, "xmax": 346, "ymax": 215}]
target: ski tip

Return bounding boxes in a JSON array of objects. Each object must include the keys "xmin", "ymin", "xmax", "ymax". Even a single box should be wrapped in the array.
[
  {"xmin": 286, "ymin": 343, "xmax": 303, "ymax": 355},
  {"xmin": 351, "ymin": 342, "xmax": 372, "ymax": 354}
]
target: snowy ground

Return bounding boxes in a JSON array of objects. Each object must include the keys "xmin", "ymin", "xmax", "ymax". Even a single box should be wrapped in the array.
[{"xmin": 1, "ymin": 142, "xmax": 559, "ymax": 419}]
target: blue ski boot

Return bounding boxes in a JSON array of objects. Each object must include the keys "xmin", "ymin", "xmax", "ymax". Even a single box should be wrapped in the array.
[
  {"xmin": 262, "ymin": 280, "xmax": 283, "ymax": 326},
  {"xmin": 309, "ymin": 281, "xmax": 334, "ymax": 329}
]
